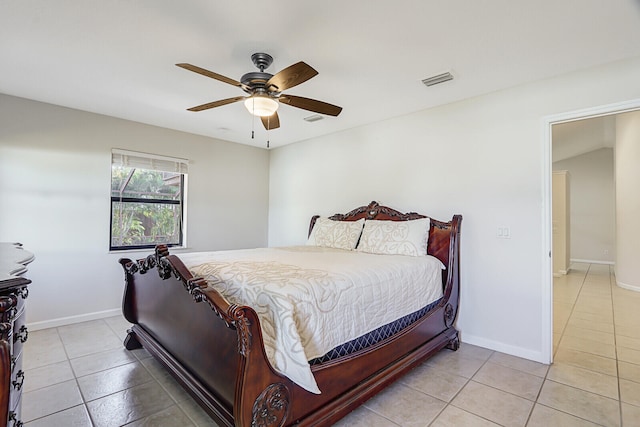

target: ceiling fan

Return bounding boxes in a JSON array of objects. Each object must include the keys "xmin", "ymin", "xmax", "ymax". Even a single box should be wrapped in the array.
[{"xmin": 176, "ymin": 53, "xmax": 343, "ymax": 131}]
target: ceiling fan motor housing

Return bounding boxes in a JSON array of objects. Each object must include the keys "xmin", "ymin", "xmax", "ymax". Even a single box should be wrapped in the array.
[
  {"xmin": 241, "ymin": 72, "xmax": 275, "ymax": 94},
  {"xmin": 242, "ymin": 53, "xmax": 277, "ymax": 94}
]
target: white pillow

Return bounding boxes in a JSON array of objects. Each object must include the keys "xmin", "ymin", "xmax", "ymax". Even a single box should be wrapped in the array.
[
  {"xmin": 357, "ymin": 218, "xmax": 430, "ymax": 256},
  {"xmin": 307, "ymin": 217, "xmax": 365, "ymax": 250}
]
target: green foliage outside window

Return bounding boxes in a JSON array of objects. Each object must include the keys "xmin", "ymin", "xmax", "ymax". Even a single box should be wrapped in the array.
[{"xmin": 110, "ymin": 166, "xmax": 184, "ymax": 249}]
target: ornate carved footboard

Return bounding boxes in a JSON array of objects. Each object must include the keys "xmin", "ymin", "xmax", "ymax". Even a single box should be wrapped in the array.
[{"xmin": 119, "ymin": 201, "xmax": 462, "ymax": 427}]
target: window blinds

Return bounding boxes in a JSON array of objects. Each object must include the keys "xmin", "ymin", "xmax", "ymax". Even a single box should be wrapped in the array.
[{"xmin": 111, "ymin": 149, "xmax": 188, "ymax": 174}]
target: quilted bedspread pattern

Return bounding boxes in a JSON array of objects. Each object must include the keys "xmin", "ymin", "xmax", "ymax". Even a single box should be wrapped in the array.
[{"xmin": 179, "ymin": 246, "xmax": 443, "ymax": 394}]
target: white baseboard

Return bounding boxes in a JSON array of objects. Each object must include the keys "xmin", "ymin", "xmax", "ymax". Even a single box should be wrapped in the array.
[
  {"xmin": 461, "ymin": 333, "xmax": 548, "ymax": 364},
  {"xmin": 27, "ymin": 308, "xmax": 122, "ymax": 331},
  {"xmin": 616, "ymin": 280, "xmax": 640, "ymax": 293},
  {"xmin": 570, "ymin": 258, "xmax": 615, "ymax": 266},
  {"xmin": 553, "ymin": 269, "xmax": 569, "ymax": 277}
]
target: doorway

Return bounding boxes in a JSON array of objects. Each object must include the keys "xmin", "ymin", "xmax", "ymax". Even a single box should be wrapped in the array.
[{"xmin": 542, "ymin": 98, "xmax": 640, "ymax": 363}]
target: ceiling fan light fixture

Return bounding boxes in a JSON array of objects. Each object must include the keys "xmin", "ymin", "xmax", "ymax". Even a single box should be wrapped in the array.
[{"xmin": 244, "ymin": 94, "xmax": 278, "ymax": 117}]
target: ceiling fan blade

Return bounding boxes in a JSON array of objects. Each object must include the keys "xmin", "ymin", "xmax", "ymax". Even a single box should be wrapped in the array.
[
  {"xmin": 278, "ymin": 95, "xmax": 342, "ymax": 116},
  {"xmin": 176, "ymin": 63, "xmax": 248, "ymax": 90},
  {"xmin": 261, "ymin": 112, "xmax": 280, "ymax": 130},
  {"xmin": 186, "ymin": 96, "xmax": 246, "ymax": 112},
  {"xmin": 266, "ymin": 62, "xmax": 318, "ymax": 92}
]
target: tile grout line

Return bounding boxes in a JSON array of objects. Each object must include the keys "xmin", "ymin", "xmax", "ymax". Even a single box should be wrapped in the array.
[
  {"xmin": 583, "ymin": 265, "xmax": 620, "ymax": 426},
  {"xmin": 431, "ymin": 349, "xmax": 505, "ymax": 427},
  {"xmin": 137, "ymin": 356, "xmax": 201, "ymax": 426},
  {"xmin": 609, "ymin": 265, "xmax": 624, "ymax": 427},
  {"xmin": 59, "ymin": 321, "xmax": 98, "ymax": 427},
  {"xmin": 553, "ymin": 265, "xmax": 588, "ymax": 360},
  {"xmin": 537, "ymin": 264, "xmax": 618, "ymax": 427},
  {"xmin": 525, "ymin": 337, "xmax": 556, "ymax": 426},
  {"xmin": 421, "ymin": 349, "xmax": 482, "ymax": 427},
  {"xmin": 24, "ymin": 326, "xmax": 96, "ymax": 426},
  {"xmin": 357, "ymin": 405, "xmax": 401, "ymax": 427},
  {"xmin": 418, "ymin": 348, "xmax": 562, "ymax": 426},
  {"xmin": 48, "ymin": 320, "xmax": 189, "ymax": 426},
  {"xmin": 23, "ymin": 319, "xmax": 201, "ymax": 427}
]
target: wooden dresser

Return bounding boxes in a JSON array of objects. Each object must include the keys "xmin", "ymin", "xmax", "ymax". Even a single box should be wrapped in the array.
[{"xmin": 0, "ymin": 243, "xmax": 33, "ymax": 427}]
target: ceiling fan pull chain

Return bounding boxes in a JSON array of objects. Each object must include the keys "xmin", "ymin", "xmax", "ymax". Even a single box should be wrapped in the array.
[{"xmin": 267, "ymin": 116, "xmax": 270, "ymax": 148}]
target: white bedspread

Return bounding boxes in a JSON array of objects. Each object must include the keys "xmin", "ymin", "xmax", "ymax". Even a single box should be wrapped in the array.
[{"xmin": 179, "ymin": 246, "xmax": 444, "ymax": 394}]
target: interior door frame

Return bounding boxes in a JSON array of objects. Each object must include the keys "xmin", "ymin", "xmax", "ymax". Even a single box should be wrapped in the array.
[{"xmin": 541, "ymin": 98, "xmax": 640, "ymax": 363}]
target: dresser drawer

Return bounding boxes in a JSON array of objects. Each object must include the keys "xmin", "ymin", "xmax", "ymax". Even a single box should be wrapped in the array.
[
  {"xmin": 9, "ymin": 351, "xmax": 23, "ymax": 413},
  {"xmin": 0, "ymin": 243, "xmax": 34, "ymax": 427},
  {"xmin": 0, "ymin": 243, "xmax": 32, "ymax": 427},
  {"xmin": 8, "ymin": 393, "xmax": 21, "ymax": 427},
  {"xmin": 12, "ymin": 289, "xmax": 26, "ymax": 321},
  {"xmin": 12, "ymin": 308, "xmax": 27, "ymax": 362}
]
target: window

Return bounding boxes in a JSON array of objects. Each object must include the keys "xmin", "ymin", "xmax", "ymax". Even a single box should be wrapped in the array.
[{"xmin": 110, "ymin": 149, "xmax": 188, "ymax": 251}]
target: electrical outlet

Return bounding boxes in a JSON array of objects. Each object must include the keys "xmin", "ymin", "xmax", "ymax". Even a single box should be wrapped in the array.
[{"xmin": 497, "ymin": 227, "xmax": 511, "ymax": 239}]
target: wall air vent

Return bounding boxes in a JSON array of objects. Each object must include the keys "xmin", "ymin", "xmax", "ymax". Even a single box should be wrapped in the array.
[
  {"xmin": 304, "ymin": 114, "xmax": 324, "ymax": 122},
  {"xmin": 422, "ymin": 72, "xmax": 454, "ymax": 87}
]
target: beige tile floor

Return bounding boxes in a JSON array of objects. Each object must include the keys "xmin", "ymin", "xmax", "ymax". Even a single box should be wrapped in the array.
[{"xmin": 22, "ymin": 263, "xmax": 640, "ymax": 426}]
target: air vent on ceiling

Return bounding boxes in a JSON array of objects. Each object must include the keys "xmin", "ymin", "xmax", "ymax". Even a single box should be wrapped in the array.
[
  {"xmin": 304, "ymin": 114, "xmax": 324, "ymax": 122},
  {"xmin": 422, "ymin": 72, "xmax": 454, "ymax": 87}
]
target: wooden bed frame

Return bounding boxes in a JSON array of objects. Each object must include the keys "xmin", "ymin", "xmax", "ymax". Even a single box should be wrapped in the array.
[{"xmin": 119, "ymin": 201, "xmax": 462, "ymax": 426}]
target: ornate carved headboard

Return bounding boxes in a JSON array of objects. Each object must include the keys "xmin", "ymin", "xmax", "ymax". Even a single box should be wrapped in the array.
[{"xmin": 308, "ymin": 201, "xmax": 456, "ymax": 271}]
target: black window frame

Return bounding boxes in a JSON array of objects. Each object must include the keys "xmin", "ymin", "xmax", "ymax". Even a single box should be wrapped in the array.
[{"xmin": 109, "ymin": 169, "xmax": 185, "ymax": 251}]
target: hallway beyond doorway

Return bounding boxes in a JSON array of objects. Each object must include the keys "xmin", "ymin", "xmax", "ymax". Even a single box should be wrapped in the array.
[{"xmin": 553, "ymin": 263, "xmax": 640, "ymax": 422}]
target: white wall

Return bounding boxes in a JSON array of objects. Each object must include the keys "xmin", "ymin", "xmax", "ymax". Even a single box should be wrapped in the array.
[
  {"xmin": 551, "ymin": 171, "xmax": 570, "ymax": 275},
  {"xmin": 553, "ymin": 148, "xmax": 615, "ymax": 263},
  {"xmin": 0, "ymin": 94, "xmax": 270, "ymax": 327},
  {"xmin": 268, "ymin": 56, "xmax": 640, "ymax": 362},
  {"xmin": 615, "ymin": 110, "xmax": 640, "ymax": 292}
]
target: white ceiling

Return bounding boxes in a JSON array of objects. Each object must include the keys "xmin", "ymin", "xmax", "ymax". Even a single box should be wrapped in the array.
[{"xmin": 2, "ymin": 1, "xmax": 640, "ymax": 149}]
